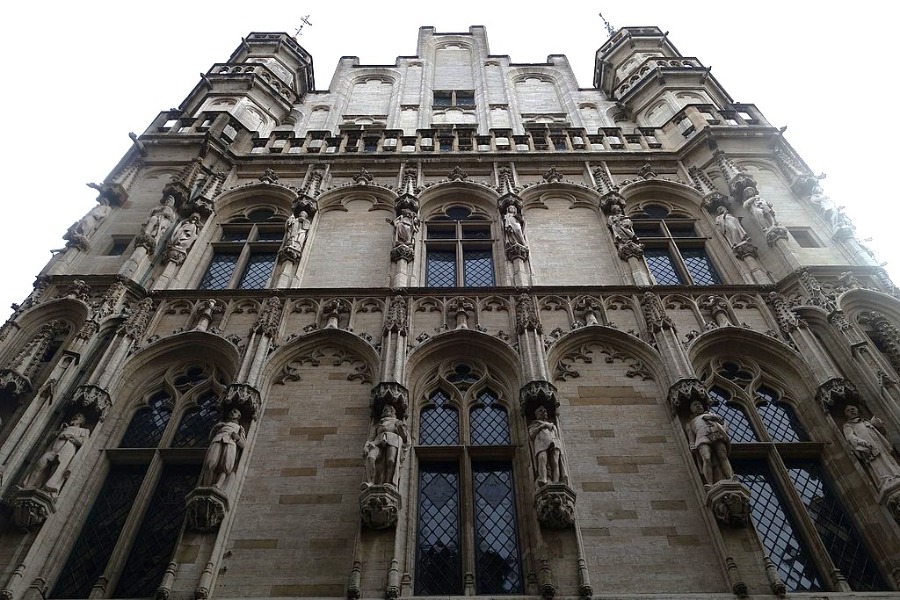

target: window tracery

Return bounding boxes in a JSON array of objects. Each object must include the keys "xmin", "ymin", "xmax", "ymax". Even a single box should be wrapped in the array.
[
  {"xmin": 701, "ymin": 357, "xmax": 886, "ymax": 592},
  {"xmin": 414, "ymin": 359, "xmax": 522, "ymax": 595}
]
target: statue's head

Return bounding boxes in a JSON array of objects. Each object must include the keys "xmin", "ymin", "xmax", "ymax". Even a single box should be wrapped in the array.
[
  {"xmin": 507, "ymin": 206, "xmax": 518, "ymax": 216},
  {"xmin": 717, "ymin": 205, "xmax": 727, "ymax": 215},
  {"xmin": 381, "ymin": 405, "xmax": 396, "ymax": 419},
  {"xmin": 690, "ymin": 400, "xmax": 705, "ymax": 416},
  {"xmin": 227, "ymin": 408, "xmax": 243, "ymax": 422},
  {"xmin": 299, "ymin": 210, "xmax": 309, "ymax": 218},
  {"xmin": 610, "ymin": 204, "xmax": 622, "ymax": 215},
  {"xmin": 534, "ymin": 405, "xmax": 549, "ymax": 421},
  {"xmin": 69, "ymin": 413, "xmax": 86, "ymax": 426},
  {"xmin": 844, "ymin": 405, "xmax": 860, "ymax": 420},
  {"xmin": 743, "ymin": 186, "xmax": 758, "ymax": 200},
  {"xmin": 163, "ymin": 194, "xmax": 175, "ymax": 206}
]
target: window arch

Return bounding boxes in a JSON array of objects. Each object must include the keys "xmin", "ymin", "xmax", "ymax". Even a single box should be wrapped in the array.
[
  {"xmin": 424, "ymin": 205, "xmax": 496, "ymax": 287},
  {"xmin": 200, "ymin": 206, "xmax": 287, "ymax": 290},
  {"xmin": 414, "ymin": 360, "xmax": 522, "ymax": 595},
  {"xmin": 631, "ymin": 202, "xmax": 720, "ymax": 285},
  {"xmin": 700, "ymin": 357, "xmax": 886, "ymax": 592},
  {"xmin": 52, "ymin": 362, "xmax": 228, "ymax": 599}
]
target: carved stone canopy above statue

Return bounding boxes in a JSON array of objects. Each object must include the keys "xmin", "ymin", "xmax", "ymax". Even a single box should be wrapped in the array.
[{"xmin": 520, "ymin": 380, "xmax": 559, "ymax": 418}]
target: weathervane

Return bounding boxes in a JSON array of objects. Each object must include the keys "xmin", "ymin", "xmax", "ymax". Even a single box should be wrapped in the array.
[
  {"xmin": 294, "ymin": 15, "xmax": 312, "ymax": 38},
  {"xmin": 598, "ymin": 12, "xmax": 615, "ymax": 37}
]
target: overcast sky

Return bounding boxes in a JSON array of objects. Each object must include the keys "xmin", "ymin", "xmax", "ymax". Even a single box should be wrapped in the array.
[{"xmin": 0, "ymin": 2, "xmax": 895, "ymax": 316}]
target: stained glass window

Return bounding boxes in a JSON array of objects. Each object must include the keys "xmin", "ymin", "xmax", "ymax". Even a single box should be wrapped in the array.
[
  {"xmin": 112, "ymin": 466, "xmax": 199, "ymax": 598},
  {"xmin": 52, "ymin": 465, "xmax": 148, "ymax": 599},
  {"xmin": 473, "ymin": 464, "xmax": 523, "ymax": 594},
  {"xmin": 415, "ymin": 464, "xmax": 461, "ymax": 595},
  {"xmin": 786, "ymin": 462, "xmax": 885, "ymax": 591},
  {"xmin": 735, "ymin": 461, "xmax": 823, "ymax": 592},
  {"xmin": 119, "ymin": 390, "xmax": 172, "ymax": 448},
  {"xmin": 420, "ymin": 390, "xmax": 458, "ymax": 445},
  {"xmin": 470, "ymin": 390, "xmax": 510, "ymax": 445}
]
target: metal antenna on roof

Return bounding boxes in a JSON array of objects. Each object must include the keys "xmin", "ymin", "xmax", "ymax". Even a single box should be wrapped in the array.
[
  {"xmin": 598, "ymin": 12, "xmax": 616, "ymax": 37},
  {"xmin": 294, "ymin": 15, "xmax": 312, "ymax": 38}
]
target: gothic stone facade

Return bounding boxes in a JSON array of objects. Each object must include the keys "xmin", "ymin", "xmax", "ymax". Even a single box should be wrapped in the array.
[{"xmin": 0, "ymin": 25, "xmax": 899, "ymax": 600}]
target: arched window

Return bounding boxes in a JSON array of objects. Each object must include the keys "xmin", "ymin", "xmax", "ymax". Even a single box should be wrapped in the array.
[
  {"xmin": 200, "ymin": 207, "xmax": 285, "ymax": 290},
  {"xmin": 632, "ymin": 203, "xmax": 720, "ymax": 285},
  {"xmin": 52, "ymin": 363, "xmax": 226, "ymax": 599},
  {"xmin": 424, "ymin": 206, "xmax": 495, "ymax": 287},
  {"xmin": 702, "ymin": 358, "xmax": 886, "ymax": 592},
  {"xmin": 415, "ymin": 361, "xmax": 522, "ymax": 595}
]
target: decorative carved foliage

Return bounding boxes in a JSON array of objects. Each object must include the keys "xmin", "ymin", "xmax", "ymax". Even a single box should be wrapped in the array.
[
  {"xmin": 12, "ymin": 489, "xmax": 54, "ymax": 530},
  {"xmin": 275, "ymin": 347, "xmax": 371, "ymax": 386},
  {"xmin": 766, "ymin": 292, "xmax": 801, "ymax": 337},
  {"xmin": 447, "ymin": 166, "xmax": 468, "ymax": 181},
  {"xmin": 516, "ymin": 294, "xmax": 542, "ymax": 334},
  {"xmin": 706, "ymin": 480, "xmax": 751, "ymax": 528},
  {"xmin": 542, "ymin": 165, "xmax": 564, "ymax": 183},
  {"xmin": 383, "ymin": 296, "xmax": 409, "ymax": 336},
  {"xmin": 185, "ymin": 487, "xmax": 228, "ymax": 532},
  {"xmin": 359, "ymin": 485, "xmax": 401, "ymax": 529},
  {"xmin": 554, "ymin": 342, "xmax": 653, "ymax": 382},
  {"xmin": 222, "ymin": 383, "xmax": 261, "ymax": 420},
  {"xmin": 68, "ymin": 384, "xmax": 112, "ymax": 422},
  {"xmin": 667, "ymin": 378, "xmax": 709, "ymax": 413},
  {"xmin": 640, "ymin": 292, "xmax": 674, "ymax": 334},
  {"xmin": 321, "ymin": 299, "xmax": 350, "ymax": 329},
  {"xmin": 815, "ymin": 378, "xmax": 860, "ymax": 411},
  {"xmin": 118, "ymin": 298, "xmax": 154, "ymax": 341},
  {"xmin": 252, "ymin": 297, "xmax": 283, "ymax": 338}
]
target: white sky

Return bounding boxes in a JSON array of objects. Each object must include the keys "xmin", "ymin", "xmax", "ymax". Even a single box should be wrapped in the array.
[{"xmin": 0, "ymin": 2, "xmax": 896, "ymax": 316}]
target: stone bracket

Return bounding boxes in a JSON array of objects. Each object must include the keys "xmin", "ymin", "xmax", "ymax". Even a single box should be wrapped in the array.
[
  {"xmin": 534, "ymin": 483, "xmax": 576, "ymax": 529},
  {"xmin": 360, "ymin": 484, "xmax": 401, "ymax": 529},
  {"xmin": 706, "ymin": 480, "xmax": 751, "ymax": 528},
  {"xmin": 185, "ymin": 486, "xmax": 229, "ymax": 532},
  {"xmin": 12, "ymin": 488, "xmax": 56, "ymax": 531}
]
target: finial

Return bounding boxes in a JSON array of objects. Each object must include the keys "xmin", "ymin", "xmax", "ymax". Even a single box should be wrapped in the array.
[
  {"xmin": 598, "ymin": 12, "xmax": 616, "ymax": 37},
  {"xmin": 294, "ymin": 15, "xmax": 312, "ymax": 38}
]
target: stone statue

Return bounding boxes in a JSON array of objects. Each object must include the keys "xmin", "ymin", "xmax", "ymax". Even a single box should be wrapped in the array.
[
  {"xmin": 503, "ymin": 206, "xmax": 527, "ymax": 247},
  {"xmin": 23, "ymin": 413, "xmax": 90, "ymax": 495},
  {"xmin": 283, "ymin": 211, "xmax": 311, "ymax": 252},
  {"xmin": 388, "ymin": 209, "xmax": 419, "ymax": 246},
  {"xmin": 198, "ymin": 409, "xmax": 246, "ymax": 488},
  {"xmin": 810, "ymin": 186, "xmax": 853, "ymax": 233},
  {"xmin": 715, "ymin": 206, "xmax": 749, "ymax": 247},
  {"xmin": 529, "ymin": 406, "xmax": 565, "ymax": 486},
  {"xmin": 171, "ymin": 213, "xmax": 202, "ymax": 251},
  {"xmin": 65, "ymin": 199, "xmax": 111, "ymax": 242},
  {"xmin": 685, "ymin": 400, "xmax": 734, "ymax": 485},
  {"xmin": 141, "ymin": 195, "xmax": 178, "ymax": 244},
  {"xmin": 843, "ymin": 405, "xmax": 900, "ymax": 491},
  {"xmin": 363, "ymin": 405, "xmax": 408, "ymax": 488},
  {"xmin": 607, "ymin": 204, "xmax": 637, "ymax": 244},
  {"xmin": 742, "ymin": 187, "xmax": 777, "ymax": 231}
]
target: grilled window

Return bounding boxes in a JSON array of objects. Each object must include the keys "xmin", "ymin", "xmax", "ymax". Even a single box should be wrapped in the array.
[
  {"xmin": 632, "ymin": 204, "xmax": 720, "ymax": 285},
  {"xmin": 200, "ymin": 208, "xmax": 285, "ymax": 290},
  {"xmin": 425, "ymin": 206, "xmax": 495, "ymax": 287}
]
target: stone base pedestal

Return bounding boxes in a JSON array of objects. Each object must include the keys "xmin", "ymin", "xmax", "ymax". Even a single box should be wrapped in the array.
[
  {"xmin": 360, "ymin": 484, "xmax": 401, "ymax": 529},
  {"xmin": 13, "ymin": 488, "xmax": 55, "ymax": 530},
  {"xmin": 185, "ymin": 487, "xmax": 229, "ymax": 532},
  {"xmin": 706, "ymin": 480, "xmax": 751, "ymax": 527},
  {"xmin": 534, "ymin": 483, "xmax": 576, "ymax": 529},
  {"xmin": 878, "ymin": 479, "xmax": 900, "ymax": 525}
]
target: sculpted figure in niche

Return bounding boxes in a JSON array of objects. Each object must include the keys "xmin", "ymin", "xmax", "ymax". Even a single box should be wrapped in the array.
[
  {"xmin": 715, "ymin": 206, "xmax": 749, "ymax": 247},
  {"xmin": 199, "ymin": 409, "xmax": 246, "ymax": 488},
  {"xmin": 171, "ymin": 213, "xmax": 202, "ymax": 251},
  {"xmin": 503, "ymin": 206, "xmax": 527, "ymax": 247},
  {"xmin": 685, "ymin": 400, "xmax": 734, "ymax": 485},
  {"xmin": 23, "ymin": 413, "xmax": 90, "ymax": 495},
  {"xmin": 66, "ymin": 198, "xmax": 111, "ymax": 240},
  {"xmin": 607, "ymin": 204, "xmax": 637, "ymax": 244},
  {"xmin": 529, "ymin": 406, "xmax": 564, "ymax": 486},
  {"xmin": 142, "ymin": 195, "xmax": 178, "ymax": 243},
  {"xmin": 363, "ymin": 405, "xmax": 408, "ymax": 488},
  {"xmin": 283, "ymin": 211, "xmax": 311, "ymax": 252},
  {"xmin": 388, "ymin": 209, "xmax": 419, "ymax": 246},
  {"xmin": 843, "ymin": 405, "xmax": 900, "ymax": 491},
  {"xmin": 742, "ymin": 187, "xmax": 777, "ymax": 231},
  {"xmin": 810, "ymin": 185, "xmax": 853, "ymax": 233}
]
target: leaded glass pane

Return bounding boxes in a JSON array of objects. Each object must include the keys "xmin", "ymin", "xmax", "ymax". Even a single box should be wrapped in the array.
[
  {"xmin": 681, "ymin": 248, "xmax": 720, "ymax": 285},
  {"xmin": 755, "ymin": 386, "xmax": 808, "ymax": 442},
  {"xmin": 445, "ymin": 206, "xmax": 471, "ymax": 220},
  {"xmin": 52, "ymin": 465, "xmax": 148, "ymax": 599},
  {"xmin": 415, "ymin": 464, "xmax": 461, "ymax": 595},
  {"xmin": 255, "ymin": 229, "xmax": 285, "ymax": 242},
  {"xmin": 113, "ymin": 465, "xmax": 198, "ymax": 598},
  {"xmin": 473, "ymin": 464, "xmax": 523, "ymax": 594},
  {"xmin": 463, "ymin": 249, "xmax": 494, "ymax": 286},
  {"xmin": 708, "ymin": 386, "xmax": 757, "ymax": 443},
  {"xmin": 119, "ymin": 391, "xmax": 171, "ymax": 448},
  {"xmin": 171, "ymin": 391, "xmax": 220, "ymax": 448},
  {"xmin": 471, "ymin": 390, "xmax": 510, "ymax": 445},
  {"xmin": 238, "ymin": 252, "xmax": 276, "ymax": 289},
  {"xmin": 735, "ymin": 462, "xmax": 822, "ymax": 592},
  {"xmin": 219, "ymin": 231, "xmax": 249, "ymax": 243},
  {"xmin": 462, "ymin": 226, "xmax": 491, "ymax": 239},
  {"xmin": 643, "ymin": 205, "xmax": 669, "ymax": 218},
  {"xmin": 786, "ymin": 462, "xmax": 886, "ymax": 591},
  {"xmin": 426, "ymin": 250, "xmax": 456, "ymax": 287},
  {"xmin": 200, "ymin": 253, "xmax": 239, "ymax": 290},
  {"xmin": 420, "ymin": 391, "xmax": 458, "ymax": 445},
  {"xmin": 644, "ymin": 248, "xmax": 683, "ymax": 285}
]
